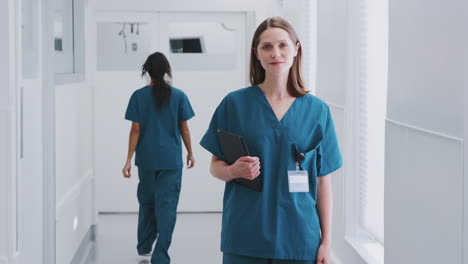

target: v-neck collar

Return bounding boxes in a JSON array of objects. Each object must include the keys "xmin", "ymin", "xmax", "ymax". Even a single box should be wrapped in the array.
[{"xmin": 253, "ymin": 85, "xmax": 299, "ymax": 124}]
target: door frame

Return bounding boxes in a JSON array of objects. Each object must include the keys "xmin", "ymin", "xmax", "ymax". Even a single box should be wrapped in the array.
[{"xmin": 42, "ymin": 0, "xmax": 56, "ymax": 263}]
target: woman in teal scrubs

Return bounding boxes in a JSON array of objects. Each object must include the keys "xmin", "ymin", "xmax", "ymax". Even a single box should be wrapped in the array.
[
  {"xmin": 200, "ymin": 17, "xmax": 342, "ymax": 264},
  {"xmin": 122, "ymin": 52, "xmax": 195, "ymax": 264}
]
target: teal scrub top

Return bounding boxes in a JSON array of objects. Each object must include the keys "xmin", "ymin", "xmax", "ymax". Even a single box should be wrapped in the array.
[
  {"xmin": 200, "ymin": 85, "xmax": 343, "ymax": 260},
  {"xmin": 125, "ymin": 85, "xmax": 195, "ymax": 170}
]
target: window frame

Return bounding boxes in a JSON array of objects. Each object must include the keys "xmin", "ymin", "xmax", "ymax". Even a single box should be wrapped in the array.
[
  {"xmin": 344, "ymin": 0, "xmax": 385, "ymax": 262},
  {"xmin": 54, "ymin": 0, "xmax": 85, "ymax": 85}
]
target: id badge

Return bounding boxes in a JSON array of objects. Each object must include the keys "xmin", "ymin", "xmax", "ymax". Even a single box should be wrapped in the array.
[{"xmin": 288, "ymin": 170, "xmax": 309, "ymax": 193}]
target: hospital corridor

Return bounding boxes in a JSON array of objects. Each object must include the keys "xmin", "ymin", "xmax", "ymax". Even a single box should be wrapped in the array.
[{"xmin": 0, "ymin": 0, "xmax": 466, "ymax": 264}]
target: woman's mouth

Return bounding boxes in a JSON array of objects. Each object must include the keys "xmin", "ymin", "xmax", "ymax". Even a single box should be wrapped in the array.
[{"xmin": 269, "ymin": 62, "xmax": 283, "ymax": 66}]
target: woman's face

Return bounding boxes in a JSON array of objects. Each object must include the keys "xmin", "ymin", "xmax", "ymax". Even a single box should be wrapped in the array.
[{"xmin": 255, "ymin": 27, "xmax": 299, "ymax": 76}]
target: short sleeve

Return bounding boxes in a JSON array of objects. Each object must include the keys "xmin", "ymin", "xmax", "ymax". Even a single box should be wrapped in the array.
[
  {"xmin": 125, "ymin": 91, "xmax": 139, "ymax": 122},
  {"xmin": 199, "ymin": 97, "xmax": 229, "ymax": 159},
  {"xmin": 317, "ymin": 106, "xmax": 343, "ymax": 176},
  {"xmin": 179, "ymin": 92, "xmax": 195, "ymax": 121}
]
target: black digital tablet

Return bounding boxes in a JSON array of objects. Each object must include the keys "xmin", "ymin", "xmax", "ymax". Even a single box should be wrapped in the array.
[{"xmin": 217, "ymin": 129, "xmax": 262, "ymax": 192}]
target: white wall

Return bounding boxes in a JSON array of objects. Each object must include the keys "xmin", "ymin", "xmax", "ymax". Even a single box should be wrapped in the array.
[
  {"xmin": 386, "ymin": 0, "xmax": 464, "ymax": 263},
  {"xmin": 55, "ymin": 82, "xmax": 95, "ymax": 264},
  {"xmin": 315, "ymin": 0, "xmax": 347, "ymax": 107},
  {"xmin": 54, "ymin": 0, "xmax": 97, "ymax": 263},
  {"xmin": 0, "ymin": 0, "xmax": 17, "ymax": 263},
  {"xmin": 386, "ymin": 3, "xmax": 463, "ymax": 138}
]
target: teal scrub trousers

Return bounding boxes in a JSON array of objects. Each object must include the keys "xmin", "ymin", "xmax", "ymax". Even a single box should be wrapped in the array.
[
  {"xmin": 223, "ymin": 253, "xmax": 315, "ymax": 264},
  {"xmin": 137, "ymin": 168, "xmax": 182, "ymax": 264}
]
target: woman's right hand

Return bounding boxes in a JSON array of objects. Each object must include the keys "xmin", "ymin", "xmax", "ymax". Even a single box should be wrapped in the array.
[
  {"xmin": 228, "ymin": 156, "xmax": 261, "ymax": 180},
  {"xmin": 122, "ymin": 161, "xmax": 132, "ymax": 178}
]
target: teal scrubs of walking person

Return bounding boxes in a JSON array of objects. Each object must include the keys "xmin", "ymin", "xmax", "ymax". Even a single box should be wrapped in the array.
[
  {"xmin": 200, "ymin": 17, "xmax": 342, "ymax": 264},
  {"xmin": 122, "ymin": 52, "xmax": 195, "ymax": 264}
]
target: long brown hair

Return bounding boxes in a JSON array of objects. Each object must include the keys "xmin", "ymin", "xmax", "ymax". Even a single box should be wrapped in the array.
[{"xmin": 249, "ymin": 17, "xmax": 307, "ymax": 97}]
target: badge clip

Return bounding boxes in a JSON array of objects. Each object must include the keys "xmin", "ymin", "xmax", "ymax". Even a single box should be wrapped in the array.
[{"xmin": 294, "ymin": 144, "xmax": 305, "ymax": 170}]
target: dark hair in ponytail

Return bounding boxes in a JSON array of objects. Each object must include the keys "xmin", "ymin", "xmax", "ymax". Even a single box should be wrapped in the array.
[{"xmin": 141, "ymin": 52, "xmax": 172, "ymax": 110}]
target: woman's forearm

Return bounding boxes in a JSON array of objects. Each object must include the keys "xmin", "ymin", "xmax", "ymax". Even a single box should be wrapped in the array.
[
  {"xmin": 179, "ymin": 121, "xmax": 193, "ymax": 154},
  {"xmin": 210, "ymin": 156, "xmax": 233, "ymax": 182},
  {"xmin": 316, "ymin": 174, "xmax": 333, "ymax": 245},
  {"xmin": 126, "ymin": 125, "xmax": 140, "ymax": 162}
]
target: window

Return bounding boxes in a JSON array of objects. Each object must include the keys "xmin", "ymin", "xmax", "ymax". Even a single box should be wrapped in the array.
[
  {"xmin": 170, "ymin": 37, "xmax": 205, "ymax": 53},
  {"xmin": 346, "ymin": 0, "xmax": 388, "ymax": 263},
  {"xmin": 53, "ymin": 0, "xmax": 85, "ymax": 83},
  {"xmin": 358, "ymin": 0, "xmax": 387, "ymax": 246},
  {"xmin": 22, "ymin": 0, "xmax": 39, "ymax": 79}
]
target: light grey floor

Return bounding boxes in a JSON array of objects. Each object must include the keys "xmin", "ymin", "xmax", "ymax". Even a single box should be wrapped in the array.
[{"xmin": 84, "ymin": 213, "xmax": 223, "ymax": 264}]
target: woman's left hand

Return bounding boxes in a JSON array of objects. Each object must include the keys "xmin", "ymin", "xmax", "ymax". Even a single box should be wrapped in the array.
[
  {"xmin": 316, "ymin": 243, "xmax": 331, "ymax": 264},
  {"xmin": 187, "ymin": 153, "xmax": 195, "ymax": 168}
]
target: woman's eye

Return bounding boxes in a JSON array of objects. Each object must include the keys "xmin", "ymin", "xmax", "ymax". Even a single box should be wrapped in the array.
[
  {"xmin": 262, "ymin": 45, "xmax": 271, "ymax": 50},
  {"xmin": 280, "ymin": 43, "xmax": 287, "ymax": 48}
]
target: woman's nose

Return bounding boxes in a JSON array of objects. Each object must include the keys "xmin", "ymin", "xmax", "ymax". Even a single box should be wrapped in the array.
[{"xmin": 270, "ymin": 48, "xmax": 280, "ymax": 58}]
